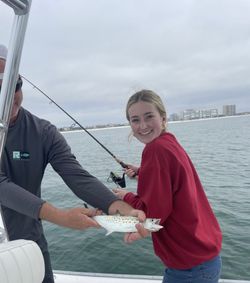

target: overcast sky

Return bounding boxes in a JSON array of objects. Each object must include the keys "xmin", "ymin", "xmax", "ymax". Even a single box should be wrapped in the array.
[{"xmin": 1, "ymin": 0, "xmax": 250, "ymax": 127}]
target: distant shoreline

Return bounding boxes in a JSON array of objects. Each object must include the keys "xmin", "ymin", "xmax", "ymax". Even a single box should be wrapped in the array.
[
  {"xmin": 61, "ymin": 125, "xmax": 130, "ymax": 134},
  {"xmin": 60, "ymin": 113, "xmax": 250, "ymax": 134}
]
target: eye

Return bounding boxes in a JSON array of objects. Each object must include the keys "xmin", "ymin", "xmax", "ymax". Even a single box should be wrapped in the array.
[
  {"xmin": 145, "ymin": 114, "xmax": 155, "ymax": 121},
  {"xmin": 130, "ymin": 117, "xmax": 140, "ymax": 123}
]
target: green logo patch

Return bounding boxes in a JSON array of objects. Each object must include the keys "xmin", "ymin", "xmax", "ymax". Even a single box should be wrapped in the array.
[{"xmin": 12, "ymin": 151, "xmax": 30, "ymax": 160}]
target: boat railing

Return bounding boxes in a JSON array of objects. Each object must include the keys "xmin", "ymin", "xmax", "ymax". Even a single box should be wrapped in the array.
[{"xmin": 0, "ymin": 0, "xmax": 32, "ymax": 240}]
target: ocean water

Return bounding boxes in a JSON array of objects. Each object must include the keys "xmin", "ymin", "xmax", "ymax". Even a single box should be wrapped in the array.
[{"xmin": 42, "ymin": 115, "xmax": 250, "ymax": 280}]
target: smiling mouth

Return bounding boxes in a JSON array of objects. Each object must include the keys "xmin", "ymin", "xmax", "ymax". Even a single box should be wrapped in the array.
[{"xmin": 140, "ymin": 130, "xmax": 153, "ymax": 136}]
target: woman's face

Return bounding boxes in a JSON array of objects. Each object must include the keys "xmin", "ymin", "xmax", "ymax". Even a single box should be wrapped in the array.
[{"xmin": 128, "ymin": 101, "xmax": 165, "ymax": 144}]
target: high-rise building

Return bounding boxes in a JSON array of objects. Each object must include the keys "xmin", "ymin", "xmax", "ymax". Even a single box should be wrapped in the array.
[
  {"xmin": 180, "ymin": 108, "xmax": 219, "ymax": 120},
  {"xmin": 223, "ymin": 105, "xmax": 236, "ymax": 116},
  {"xmin": 169, "ymin": 113, "xmax": 180, "ymax": 121}
]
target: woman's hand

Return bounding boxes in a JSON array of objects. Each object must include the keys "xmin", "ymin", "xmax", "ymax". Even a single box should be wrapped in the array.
[
  {"xmin": 124, "ymin": 223, "xmax": 151, "ymax": 243},
  {"xmin": 124, "ymin": 209, "xmax": 150, "ymax": 243},
  {"xmin": 107, "ymin": 202, "xmax": 150, "ymax": 243},
  {"xmin": 124, "ymin": 164, "xmax": 139, "ymax": 179},
  {"xmin": 112, "ymin": 188, "xmax": 128, "ymax": 200}
]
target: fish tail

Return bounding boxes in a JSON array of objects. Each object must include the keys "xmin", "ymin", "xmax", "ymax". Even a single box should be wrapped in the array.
[{"xmin": 105, "ymin": 230, "xmax": 114, "ymax": 236}]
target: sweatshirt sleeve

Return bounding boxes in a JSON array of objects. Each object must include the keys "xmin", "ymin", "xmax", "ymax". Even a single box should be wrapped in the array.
[
  {"xmin": 43, "ymin": 124, "xmax": 118, "ymax": 214},
  {"xmin": 125, "ymin": 142, "xmax": 177, "ymax": 223},
  {"xmin": 0, "ymin": 172, "xmax": 45, "ymax": 219},
  {"xmin": 123, "ymin": 192, "xmax": 146, "ymax": 210}
]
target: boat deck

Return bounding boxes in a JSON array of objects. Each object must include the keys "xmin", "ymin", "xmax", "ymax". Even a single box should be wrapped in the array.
[{"xmin": 54, "ymin": 271, "xmax": 250, "ymax": 283}]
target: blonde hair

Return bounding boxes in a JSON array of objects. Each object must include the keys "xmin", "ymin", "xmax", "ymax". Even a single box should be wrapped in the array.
[{"xmin": 126, "ymin": 89, "xmax": 167, "ymax": 130}]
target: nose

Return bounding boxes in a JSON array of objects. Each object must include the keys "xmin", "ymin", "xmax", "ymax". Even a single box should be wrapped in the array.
[{"xmin": 139, "ymin": 119, "xmax": 147, "ymax": 129}]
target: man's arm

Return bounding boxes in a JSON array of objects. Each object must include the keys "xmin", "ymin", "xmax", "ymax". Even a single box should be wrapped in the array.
[
  {"xmin": 46, "ymin": 125, "xmax": 119, "ymax": 214},
  {"xmin": 0, "ymin": 174, "xmax": 101, "ymax": 230},
  {"xmin": 0, "ymin": 174, "xmax": 44, "ymax": 219},
  {"xmin": 0, "ymin": 176, "xmax": 149, "ymax": 238}
]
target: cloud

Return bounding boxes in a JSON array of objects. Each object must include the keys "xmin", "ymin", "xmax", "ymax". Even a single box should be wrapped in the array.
[{"xmin": 1, "ymin": 0, "xmax": 250, "ymax": 127}]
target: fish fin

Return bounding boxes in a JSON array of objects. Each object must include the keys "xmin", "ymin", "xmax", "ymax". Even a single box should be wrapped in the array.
[{"xmin": 105, "ymin": 230, "xmax": 113, "ymax": 236}]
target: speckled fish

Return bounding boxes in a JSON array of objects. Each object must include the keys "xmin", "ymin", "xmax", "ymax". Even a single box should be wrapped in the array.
[{"xmin": 93, "ymin": 215, "xmax": 163, "ymax": 236}]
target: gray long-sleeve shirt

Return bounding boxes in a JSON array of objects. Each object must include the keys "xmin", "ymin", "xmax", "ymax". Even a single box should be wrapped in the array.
[{"xmin": 0, "ymin": 107, "xmax": 118, "ymax": 241}]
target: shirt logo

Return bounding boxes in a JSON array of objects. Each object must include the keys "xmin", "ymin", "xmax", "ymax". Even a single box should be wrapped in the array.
[{"xmin": 12, "ymin": 151, "xmax": 30, "ymax": 160}]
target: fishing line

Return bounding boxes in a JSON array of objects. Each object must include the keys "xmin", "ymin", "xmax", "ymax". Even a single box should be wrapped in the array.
[{"xmin": 21, "ymin": 75, "xmax": 129, "ymax": 172}]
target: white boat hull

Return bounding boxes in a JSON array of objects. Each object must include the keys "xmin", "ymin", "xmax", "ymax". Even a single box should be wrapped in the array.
[{"xmin": 54, "ymin": 270, "xmax": 250, "ymax": 283}]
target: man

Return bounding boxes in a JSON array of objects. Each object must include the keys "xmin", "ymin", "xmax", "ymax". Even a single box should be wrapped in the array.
[{"xmin": 0, "ymin": 44, "xmax": 146, "ymax": 283}]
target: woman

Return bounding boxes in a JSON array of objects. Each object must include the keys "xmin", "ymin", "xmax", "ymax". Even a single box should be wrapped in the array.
[{"xmin": 113, "ymin": 89, "xmax": 222, "ymax": 283}]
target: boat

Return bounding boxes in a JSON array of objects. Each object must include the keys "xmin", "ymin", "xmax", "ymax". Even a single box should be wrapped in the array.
[{"xmin": 0, "ymin": 1, "xmax": 249, "ymax": 283}]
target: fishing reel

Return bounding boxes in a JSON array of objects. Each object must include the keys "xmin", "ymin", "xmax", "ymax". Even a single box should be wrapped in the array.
[{"xmin": 107, "ymin": 171, "xmax": 126, "ymax": 188}]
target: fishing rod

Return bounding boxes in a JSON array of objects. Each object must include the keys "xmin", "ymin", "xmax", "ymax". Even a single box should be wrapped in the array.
[{"xmin": 21, "ymin": 75, "xmax": 127, "ymax": 187}]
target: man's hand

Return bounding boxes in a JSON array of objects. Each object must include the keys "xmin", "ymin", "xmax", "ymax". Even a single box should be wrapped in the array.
[
  {"xmin": 39, "ymin": 202, "xmax": 101, "ymax": 230},
  {"xmin": 61, "ymin": 207, "xmax": 101, "ymax": 230}
]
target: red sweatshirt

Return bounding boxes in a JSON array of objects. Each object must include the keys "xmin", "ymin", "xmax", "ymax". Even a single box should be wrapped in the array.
[{"xmin": 124, "ymin": 132, "xmax": 222, "ymax": 269}]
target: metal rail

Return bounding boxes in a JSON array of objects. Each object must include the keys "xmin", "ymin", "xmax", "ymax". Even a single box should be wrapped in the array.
[
  {"xmin": 0, "ymin": 0, "xmax": 32, "ymax": 240},
  {"xmin": 1, "ymin": 0, "xmax": 29, "ymax": 14}
]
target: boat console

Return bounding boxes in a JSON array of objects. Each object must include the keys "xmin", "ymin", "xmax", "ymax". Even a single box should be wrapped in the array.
[{"xmin": 0, "ymin": 239, "xmax": 45, "ymax": 282}]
